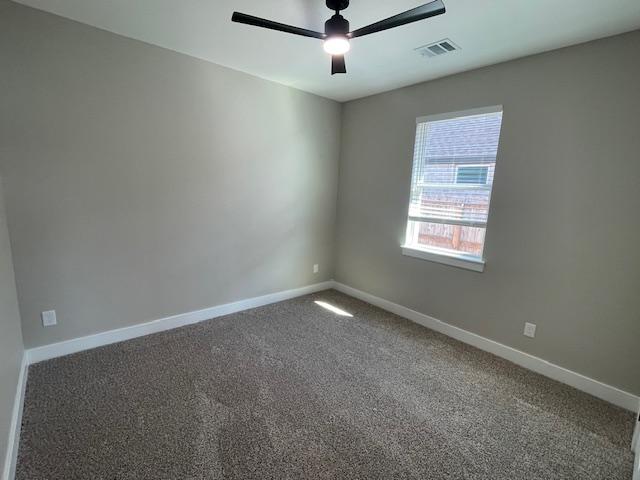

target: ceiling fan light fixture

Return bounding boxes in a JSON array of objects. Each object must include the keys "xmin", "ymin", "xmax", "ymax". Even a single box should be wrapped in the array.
[{"xmin": 323, "ymin": 36, "xmax": 350, "ymax": 55}]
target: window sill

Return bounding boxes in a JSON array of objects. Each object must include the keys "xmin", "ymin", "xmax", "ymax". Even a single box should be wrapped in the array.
[{"xmin": 401, "ymin": 245, "xmax": 485, "ymax": 272}]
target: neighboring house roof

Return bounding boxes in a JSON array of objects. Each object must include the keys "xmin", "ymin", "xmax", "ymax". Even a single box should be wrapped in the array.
[{"xmin": 421, "ymin": 113, "xmax": 503, "ymax": 159}]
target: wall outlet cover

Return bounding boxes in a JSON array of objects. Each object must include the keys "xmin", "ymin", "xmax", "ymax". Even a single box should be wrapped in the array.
[
  {"xmin": 524, "ymin": 322, "xmax": 536, "ymax": 338},
  {"xmin": 313, "ymin": 264, "xmax": 319, "ymax": 274},
  {"xmin": 42, "ymin": 310, "xmax": 57, "ymax": 327}
]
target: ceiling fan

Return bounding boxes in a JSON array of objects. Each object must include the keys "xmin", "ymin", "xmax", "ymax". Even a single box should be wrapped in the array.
[{"xmin": 232, "ymin": 0, "xmax": 446, "ymax": 75}]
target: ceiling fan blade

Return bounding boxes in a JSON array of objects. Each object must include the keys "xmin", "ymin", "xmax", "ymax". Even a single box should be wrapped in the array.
[
  {"xmin": 232, "ymin": 12, "xmax": 326, "ymax": 40},
  {"xmin": 348, "ymin": 0, "xmax": 445, "ymax": 39},
  {"xmin": 331, "ymin": 55, "xmax": 347, "ymax": 75}
]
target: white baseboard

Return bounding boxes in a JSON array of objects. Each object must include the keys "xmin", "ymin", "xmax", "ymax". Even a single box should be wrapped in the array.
[
  {"xmin": 2, "ymin": 353, "xmax": 28, "ymax": 480},
  {"xmin": 332, "ymin": 282, "xmax": 639, "ymax": 412},
  {"xmin": 634, "ymin": 408, "xmax": 640, "ymax": 452},
  {"xmin": 633, "ymin": 404, "xmax": 640, "ymax": 480},
  {"xmin": 27, "ymin": 281, "xmax": 334, "ymax": 365}
]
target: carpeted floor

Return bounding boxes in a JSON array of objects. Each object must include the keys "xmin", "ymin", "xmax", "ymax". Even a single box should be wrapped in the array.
[{"xmin": 17, "ymin": 290, "xmax": 634, "ymax": 479}]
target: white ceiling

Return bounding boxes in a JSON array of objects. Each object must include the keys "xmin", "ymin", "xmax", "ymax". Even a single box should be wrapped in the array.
[{"xmin": 13, "ymin": 0, "xmax": 640, "ymax": 102}]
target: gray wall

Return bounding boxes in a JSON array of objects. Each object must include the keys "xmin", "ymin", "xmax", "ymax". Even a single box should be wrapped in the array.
[
  {"xmin": 0, "ymin": 179, "xmax": 24, "ymax": 476},
  {"xmin": 0, "ymin": 1, "xmax": 342, "ymax": 348},
  {"xmin": 335, "ymin": 31, "xmax": 640, "ymax": 396}
]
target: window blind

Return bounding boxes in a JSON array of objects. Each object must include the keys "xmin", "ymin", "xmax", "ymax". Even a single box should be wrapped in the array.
[{"xmin": 408, "ymin": 109, "xmax": 503, "ymax": 229}]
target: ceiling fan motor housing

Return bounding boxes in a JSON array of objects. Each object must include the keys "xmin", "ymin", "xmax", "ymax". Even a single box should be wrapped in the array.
[
  {"xmin": 325, "ymin": 14, "xmax": 350, "ymax": 36},
  {"xmin": 326, "ymin": 0, "xmax": 349, "ymax": 12}
]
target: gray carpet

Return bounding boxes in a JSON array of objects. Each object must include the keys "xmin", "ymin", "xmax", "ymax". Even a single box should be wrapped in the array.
[{"xmin": 17, "ymin": 290, "xmax": 634, "ymax": 479}]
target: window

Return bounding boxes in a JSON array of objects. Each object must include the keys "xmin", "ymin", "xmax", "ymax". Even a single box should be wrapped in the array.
[
  {"xmin": 455, "ymin": 165, "xmax": 489, "ymax": 185},
  {"xmin": 402, "ymin": 106, "xmax": 503, "ymax": 272}
]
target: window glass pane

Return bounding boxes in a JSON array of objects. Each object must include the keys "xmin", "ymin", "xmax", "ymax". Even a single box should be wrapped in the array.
[
  {"xmin": 405, "ymin": 108, "xmax": 503, "ymax": 260},
  {"xmin": 456, "ymin": 166, "xmax": 488, "ymax": 184},
  {"xmin": 407, "ymin": 220, "xmax": 486, "ymax": 257}
]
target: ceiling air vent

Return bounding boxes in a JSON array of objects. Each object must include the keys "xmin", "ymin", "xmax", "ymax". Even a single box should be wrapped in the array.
[{"xmin": 415, "ymin": 39, "xmax": 460, "ymax": 58}]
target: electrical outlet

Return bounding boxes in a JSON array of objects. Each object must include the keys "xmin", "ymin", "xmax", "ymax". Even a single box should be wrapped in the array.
[
  {"xmin": 523, "ymin": 322, "xmax": 536, "ymax": 338},
  {"xmin": 313, "ymin": 264, "xmax": 319, "ymax": 274},
  {"xmin": 42, "ymin": 310, "xmax": 57, "ymax": 327}
]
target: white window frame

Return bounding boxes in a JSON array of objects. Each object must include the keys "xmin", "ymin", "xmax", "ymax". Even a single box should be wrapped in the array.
[{"xmin": 401, "ymin": 105, "xmax": 503, "ymax": 273}]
